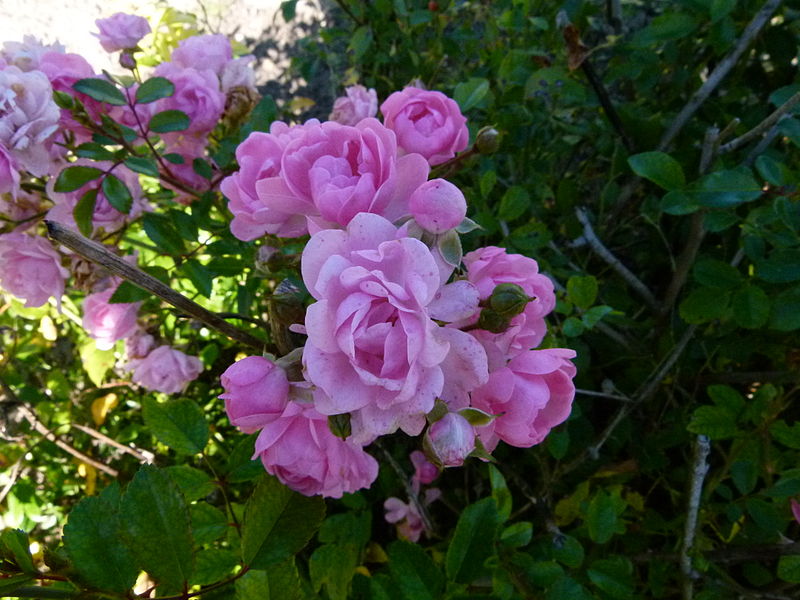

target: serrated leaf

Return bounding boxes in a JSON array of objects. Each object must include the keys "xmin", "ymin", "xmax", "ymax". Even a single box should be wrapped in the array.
[
  {"xmin": 567, "ymin": 275, "xmax": 598, "ymax": 309},
  {"xmin": 189, "ymin": 549, "xmax": 238, "ymax": 586},
  {"xmin": 135, "ymin": 77, "xmax": 175, "ymax": 104},
  {"xmin": 108, "ymin": 280, "xmax": 150, "ymax": 304},
  {"xmin": 687, "ymin": 405, "xmax": 737, "ymax": 439},
  {"xmin": 101, "ymin": 174, "xmax": 132, "ymax": 214},
  {"xmin": 388, "ymin": 541, "xmax": 444, "ymax": 600},
  {"xmin": 310, "ymin": 543, "xmax": 360, "ymax": 600},
  {"xmin": 143, "ymin": 397, "xmax": 208, "ymax": 455},
  {"xmin": 679, "ymin": 287, "xmax": 730, "ymax": 323},
  {"xmin": 120, "ymin": 465, "xmax": 194, "ymax": 594},
  {"xmin": 53, "ymin": 166, "xmax": 104, "ymax": 193},
  {"xmin": 142, "ymin": 213, "xmax": 185, "ymax": 254},
  {"xmin": 74, "ymin": 143, "xmax": 116, "ymax": 161},
  {"xmin": 149, "ymin": 109, "xmax": 190, "ymax": 133},
  {"xmin": 241, "ymin": 475, "xmax": 325, "ymax": 569},
  {"xmin": 732, "ymin": 286, "xmax": 770, "ymax": 329},
  {"xmin": 770, "ymin": 285, "xmax": 800, "ymax": 331},
  {"xmin": 489, "ymin": 464, "xmax": 512, "ymax": 521},
  {"xmin": 73, "ymin": 77, "xmax": 127, "ymax": 105},
  {"xmin": 498, "ymin": 186, "xmax": 530, "ymax": 221},
  {"xmin": 63, "ymin": 491, "xmax": 138, "ymax": 592},
  {"xmin": 73, "ymin": 188, "xmax": 97, "ymax": 237},
  {"xmin": 349, "ymin": 26, "xmax": 373, "ymax": 60},
  {"xmin": 180, "ymin": 259, "xmax": 213, "ymax": 297},
  {"xmin": 778, "ymin": 555, "xmax": 800, "ymax": 583},
  {"xmin": 454, "ymin": 78, "xmax": 490, "ymax": 112},
  {"xmin": 689, "ymin": 169, "xmax": 762, "ymax": 207},
  {"xmin": 586, "ymin": 491, "xmax": 617, "ymax": 543},
  {"xmin": 191, "ymin": 502, "xmax": 229, "ymax": 545},
  {"xmin": 628, "ymin": 151, "xmax": 685, "ymax": 190},
  {"xmin": 445, "ymin": 497, "xmax": 501, "ymax": 583},
  {"xmin": 124, "ymin": 156, "xmax": 160, "ymax": 177},
  {"xmin": 165, "ymin": 465, "xmax": 216, "ymax": 501},
  {"xmin": 692, "ymin": 259, "xmax": 742, "ymax": 289}
]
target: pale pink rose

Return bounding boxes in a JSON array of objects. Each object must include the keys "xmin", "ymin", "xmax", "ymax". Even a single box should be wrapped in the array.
[
  {"xmin": 94, "ymin": 13, "xmax": 151, "ymax": 52},
  {"xmin": 220, "ymin": 355, "xmax": 290, "ymax": 433},
  {"xmin": 0, "ymin": 65, "xmax": 60, "ymax": 176},
  {"xmin": 409, "ymin": 178, "xmax": 466, "ymax": 234},
  {"xmin": 253, "ymin": 400, "xmax": 378, "ymax": 498},
  {"xmin": 153, "ymin": 63, "xmax": 225, "ymax": 137},
  {"xmin": 792, "ymin": 498, "xmax": 800, "ymax": 525},
  {"xmin": 462, "ymin": 246, "xmax": 556, "ymax": 363},
  {"xmin": 410, "ymin": 450, "xmax": 439, "ymax": 486},
  {"xmin": 255, "ymin": 119, "xmax": 429, "ymax": 234},
  {"xmin": 46, "ymin": 161, "xmax": 148, "ymax": 233},
  {"xmin": 0, "ymin": 144, "xmax": 19, "ymax": 196},
  {"xmin": 301, "ymin": 213, "xmax": 486, "ymax": 442},
  {"xmin": 0, "ymin": 190, "xmax": 41, "ymax": 232},
  {"xmin": 329, "ymin": 85, "xmax": 378, "ymax": 126},
  {"xmin": 471, "ymin": 348, "xmax": 576, "ymax": 450},
  {"xmin": 425, "ymin": 412, "xmax": 475, "ymax": 467},
  {"xmin": 82, "ymin": 285, "xmax": 141, "ymax": 350},
  {"xmin": 129, "ymin": 345, "xmax": 203, "ymax": 394},
  {"xmin": 384, "ymin": 488, "xmax": 440, "ymax": 542},
  {"xmin": 0, "ymin": 232, "xmax": 67, "ymax": 308},
  {"xmin": 125, "ymin": 330, "xmax": 155, "ymax": 359},
  {"xmin": 2, "ymin": 36, "xmax": 65, "ymax": 72},
  {"xmin": 171, "ymin": 34, "xmax": 232, "ymax": 77},
  {"xmin": 380, "ymin": 86, "xmax": 468, "ymax": 166},
  {"xmin": 221, "ymin": 56, "xmax": 256, "ymax": 93}
]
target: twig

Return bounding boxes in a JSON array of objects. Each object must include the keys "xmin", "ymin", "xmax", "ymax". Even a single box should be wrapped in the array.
[
  {"xmin": 680, "ymin": 434, "xmax": 711, "ymax": 600},
  {"xmin": 576, "ymin": 388, "xmax": 633, "ymax": 402},
  {"xmin": 744, "ymin": 117, "xmax": 787, "ymax": 166},
  {"xmin": 632, "ymin": 542, "xmax": 800, "ymax": 565},
  {"xmin": 580, "ymin": 60, "xmax": 635, "ymax": 152},
  {"xmin": 0, "ymin": 459, "xmax": 25, "ymax": 505},
  {"xmin": 658, "ymin": 0, "xmax": 783, "ymax": 150},
  {"xmin": 71, "ymin": 423, "xmax": 153, "ymax": 463},
  {"xmin": 45, "ymin": 221, "xmax": 268, "ymax": 352},
  {"xmin": 719, "ymin": 90, "xmax": 800, "ymax": 153},
  {"xmin": 574, "ymin": 207, "xmax": 659, "ymax": 311}
]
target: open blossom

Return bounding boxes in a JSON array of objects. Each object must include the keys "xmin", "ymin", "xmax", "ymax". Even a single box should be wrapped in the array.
[
  {"xmin": 129, "ymin": 345, "xmax": 203, "ymax": 394},
  {"xmin": 220, "ymin": 355, "xmax": 290, "ymax": 433},
  {"xmin": 384, "ymin": 488, "xmax": 440, "ymax": 542},
  {"xmin": 0, "ymin": 143, "xmax": 19, "ymax": 196},
  {"xmin": 0, "ymin": 232, "xmax": 67, "ymax": 308},
  {"xmin": 254, "ymin": 118, "xmax": 430, "ymax": 234},
  {"xmin": 409, "ymin": 178, "xmax": 466, "ymax": 234},
  {"xmin": 125, "ymin": 330, "xmax": 155, "ymax": 359},
  {"xmin": 381, "ymin": 86, "xmax": 468, "ymax": 166},
  {"xmin": 0, "ymin": 65, "xmax": 60, "ymax": 176},
  {"xmin": 94, "ymin": 13, "xmax": 151, "ymax": 52},
  {"xmin": 153, "ymin": 63, "xmax": 225, "ymax": 137},
  {"xmin": 329, "ymin": 85, "xmax": 378, "ymax": 126},
  {"xmin": 221, "ymin": 56, "xmax": 256, "ymax": 94},
  {"xmin": 2, "ymin": 36, "xmax": 65, "ymax": 72},
  {"xmin": 82, "ymin": 285, "xmax": 140, "ymax": 350},
  {"xmin": 254, "ymin": 400, "xmax": 378, "ymax": 498},
  {"xmin": 471, "ymin": 348, "xmax": 576, "ymax": 451},
  {"xmin": 301, "ymin": 212, "xmax": 486, "ymax": 442},
  {"xmin": 171, "ymin": 34, "xmax": 232, "ymax": 77}
]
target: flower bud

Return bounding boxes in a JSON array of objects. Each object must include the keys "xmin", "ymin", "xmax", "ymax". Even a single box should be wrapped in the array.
[
  {"xmin": 488, "ymin": 282, "xmax": 533, "ymax": 318},
  {"xmin": 475, "ymin": 126, "xmax": 501, "ymax": 154},
  {"xmin": 424, "ymin": 412, "xmax": 475, "ymax": 467},
  {"xmin": 476, "ymin": 308, "xmax": 511, "ymax": 333},
  {"xmin": 409, "ymin": 179, "xmax": 467, "ymax": 234},
  {"xmin": 119, "ymin": 51, "xmax": 136, "ymax": 70},
  {"xmin": 220, "ymin": 356, "xmax": 290, "ymax": 433}
]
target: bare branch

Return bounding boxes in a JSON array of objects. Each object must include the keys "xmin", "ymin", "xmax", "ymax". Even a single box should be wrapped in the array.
[
  {"xmin": 680, "ymin": 435, "xmax": 711, "ymax": 600},
  {"xmin": 46, "ymin": 221, "xmax": 268, "ymax": 352},
  {"xmin": 658, "ymin": 0, "xmax": 783, "ymax": 150},
  {"xmin": 71, "ymin": 423, "xmax": 153, "ymax": 463},
  {"xmin": 720, "ymin": 90, "xmax": 800, "ymax": 154}
]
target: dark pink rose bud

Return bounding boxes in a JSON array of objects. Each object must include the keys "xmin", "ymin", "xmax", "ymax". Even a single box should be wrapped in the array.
[
  {"xmin": 424, "ymin": 412, "xmax": 475, "ymax": 467},
  {"xmin": 220, "ymin": 355, "xmax": 290, "ymax": 433},
  {"xmin": 409, "ymin": 178, "xmax": 467, "ymax": 234}
]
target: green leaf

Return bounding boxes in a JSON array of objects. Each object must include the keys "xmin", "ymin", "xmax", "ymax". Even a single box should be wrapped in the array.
[
  {"xmin": 489, "ymin": 464, "xmax": 512, "ymax": 521},
  {"xmin": 193, "ymin": 157, "xmax": 213, "ymax": 180},
  {"xmin": 586, "ymin": 490, "xmax": 617, "ymax": 543},
  {"xmin": 687, "ymin": 405, "xmax": 737, "ymax": 439},
  {"xmin": 769, "ymin": 421, "xmax": 800, "ymax": 449},
  {"xmin": 704, "ymin": 210, "xmax": 739, "ymax": 232},
  {"xmin": 241, "ymin": 475, "xmax": 325, "ymax": 569},
  {"xmin": 135, "ymin": 77, "xmax": 175, "ymax": 104},
  {"xmin": 63, "ymin": 487, "xmax": 138, "ymax": 592},
  {"xmin": 53, "ymin": 166, "xmax": 103, "ymax": 193},
  {"xmin": 149, "ymin": 109, "xmax": 190, "ymax": 133},
  {"xmin": 73, "ymin": 188, "xmax": 97, "ymax": 237},
  {"xmin": 445, "ymin": 497, "xmax": 501, "ymax": 583},
  {"xmin": 777, "ymin": 555, "xmax": 800, "ymax": 583},
  {"xmin": 170, "ymin": 209, "xmax": 199, "ymax": 241},
  {"xmin": 498, "ymin": 185, "xmax": 530, "ymax": 221},
  {"xmin": 349, "ymin": 26, "xmax": 373, "ymax": 60},
  {"xmin": 191, "ymin": 502, "xmax": 229, "ymax": 545},
  {"xmin": 124, "ymin": 156, "xmax": 160, "ymax": 178},
  {"xmin": 755, "ymin": 155, "xmax": 789, "ymax": 186},
  {"xmin": 730, "ymin": 460, "xmax": 758, "ymax": 495},
  {"xmin": 437, "ymin": 229, "xmax": 463, "ymax": 266},
  {"xmin": 80, "ymin": 342, "xmax": 114, "ymax": 386},
  {"xmin": 281, "ymin": 0, "xmax": 298, "ymax": 21},
  {"xmin": 74, "ymin": 142, "xmax": 116, "ymax": 161},
  {"xmin": 236, "ymin": 559, "xmax": 303, "ymax": 600},
  {"xmin": 679, "ymin": 287, "xmax": 730, "ymax": 324},
  {"xmin": 242, "ymin": 95, "xmax": 278, "ymax": 136},
  {"xmin": 693, "ymin": 259, "xmax": 742, "ymax": 289},
  {"xmin": 732, "ymin": 285, "xmax": 770, "ymax": 329},
  {"xmin": 108, "ymin": 281, "xmax": 150, "ymax": 303},
  {"xmin": 707, "ymin": 384, "xmax": 744, "ymax": 415},
  {"xmin": 500, "ymin": 522, "xmax": 533, "ymax": 548},
  {"xmin": 757, "ymin": 249, "xmax": 800, "ymax": 283},
  {"xmin": 388, "ymin": 541, "xmax": 444, "ymax": 600},
  {"xmin": 552, "ymin": 535, "xmax": 584, "ymax": 568},
  {"xmin": 661, "ymin": 190, "xmax": 700, "ymax": 215},
  {"xmin": 454, "ymin": 78, "xmax": 490, "ymax": 112},
  {"xmin": 562, "ymin": 316, "xmax": 585, "ymax": 337},
  {"xmin": 190, "ymin": 549, "xmax": 238, "ymax": 586},
  {"xmin": 770, "ymin": 285, "xmax": 800, "ymax": 331},
  {"xmin": 689, "ymin": 169, "xmax": 762, "ymax": 207},
  {"xmin": 1, "ymin": 529, "xmax": 35, "ymax": 574},
  {"xmin": 73, "ymin": 77, "xmax": 127, "ymax": 105},
  {"xmin": 310, "ymin": 543, "xmax": 360, "ymax": 600},
  {"xmin": 165, "ymin": 465, "xmax": 216, "ymax": 501},
  {"xmin": 546, "ymin": 575, "xmax": 593, "ymax": 600},
  {"xmin": 101, "ymin": 173, "xmax": 132, "ymax": 214},
  {"xmin": 582, "ymin": 305, "xmax": 613, "ymax": 329},
  {"xmin": 587, "ymin": 557, "xmax": 634, "ymax": 600},
  {"xmin": 143, "ymin": 397, "xmax": 209, "ymax": 455},
  {"xmin": 120, "ymin": 465, "xmax": 194, "ymax": 594},
  {"xmin": 628, "ymin": 151, "xmax": 685, "ymax": 190},
  {"xmin": 0, "ymin": 574, "xmax": 35, "ymax": 595},
  {"xmin": 180, "ymin": 259, "xmax": 213, "ymax": 297},
  {"xmin": 567, "ymin": 275, "xmax": 598, "ymax": 309},
  {"xmin": 142, "ymin": 213, "xmax": 186, "ymax": 254}
]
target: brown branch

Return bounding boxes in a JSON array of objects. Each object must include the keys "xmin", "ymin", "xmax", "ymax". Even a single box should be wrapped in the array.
[
  {"xmin": 71, "ymin": 423, "xmax": 153, "ymax": 463},
  {"xmin": 719, "ymin": 90, "xmax": 800, "ymax": 154},
  {"xmin": 45, "ymin": 221, "xmax": 268, "ymax": 352}
]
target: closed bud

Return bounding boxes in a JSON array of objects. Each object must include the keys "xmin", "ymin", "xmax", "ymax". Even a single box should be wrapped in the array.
[
  {"xmin": 476, "ymin": 307, "xmax": 511, "ymax": 333},
  {"xmin": 489, "ymin": 282, "xmax": 532, "ymax": 318},
  {"xmin": 423, "ymin": 412, "xmax": 475, "ymax": 468},
  {"xmin": 328, "ymin": 413, "xmax": 352, "ymax": 440},
  {"xmin": 475, "ymin": 126, "xmax": 501, "ymax": 154},
  {"xmin": 119, "ymin": 51, "xmax": 137, "ymax": 70}
]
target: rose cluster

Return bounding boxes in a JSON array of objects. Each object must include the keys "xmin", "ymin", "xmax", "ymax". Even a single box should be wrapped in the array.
[{"xmin": 220, "ymin": 85, "xmax": 577, "ymax": 498}]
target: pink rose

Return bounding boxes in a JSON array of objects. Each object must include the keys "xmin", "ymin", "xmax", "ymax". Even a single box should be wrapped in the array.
[
  {"xmin": 329, "ymin": 85, "xmax": 378, "ymax": 126},
  {"xmin": 424, "ymin": 412, "xmax": 475, "ymax": 467},
  {"xmin": 153, "ymin": 63, "xmax": 225, "ymax": 137},
  {"xmin": 0, "ymin": 190, "xmax": 41, "ymax": 232},
  {"xmin": 221, "ymin": 56, "xmax": 256, "ymax": 94},
  {"xmin": 0, "ymin": 232, "xmax": 67, "ymax": 308},
  {"xmin": 792, "ymin": 498, "xmax": 800, "ymax": 525},
  {"xmin": 171, "ymin": 34, "xmax": 232, "ymax": 77},
  {"xmin": 0, "ymin": 144, "xmax": 19, "ymax": 197},
  {"xmin": 2, "ymin": 36, "xmax": 65, "ymax": 72},
  {"xmin": 129, "ymin": 345, "xmax": 203, "ymax": 394},
  {"xmin": 384, "ymin": 488, "xmax": 440, "ymax": 542},
  {"xmin": 410, "ymin": 450, "xmax": 439, "ymax": 486},
  {"xmin": 471, "ymin": 348, "xmax": 576, "ymax": 450},
  {"xmin": 82, "ymin": 285, "xmax": 141, "ymax": 350},
  {"xmin": 380, "ymin": 86, "xmax": 468, "ymax": 166},
  {"xmin": 409, "ymin": 178, "xmax": 466, "ymax": 234},
  {"xmin": 255, "ymin": 119, "xmax": 429, "ymax": 234},
  {"xmin": 301, "ymin": 212, "xmax": 486, "ymax": 442},
  {"xmin": 125, "ymin": 330, "xmax": 155, "ymax": 359},
  {"xmin": 463, "ymin": 246, "xmax": 556, "ymax": 364},
  {"xmin": 254, "ymin": 400, "xmax": 378, "ymax": 498},
  {"xmin": 94, "ymin": 13, "xmax": 151, "ymax": 52},
  {"xmin": 220, "ymin": 356, "xmax": 290, "ymax": 433}
]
